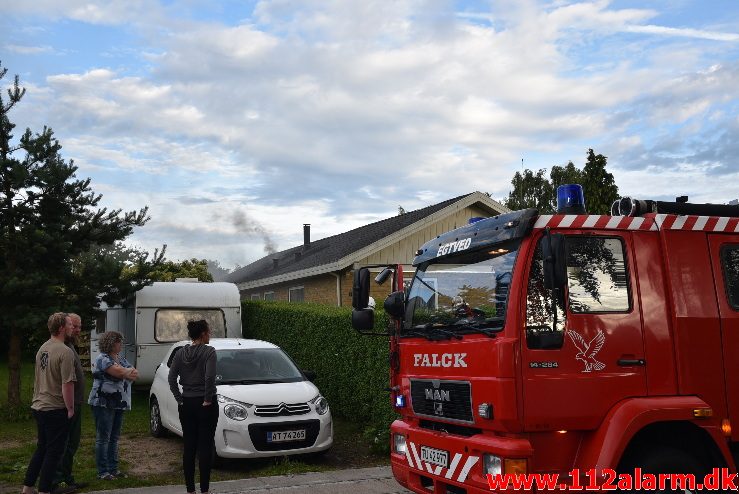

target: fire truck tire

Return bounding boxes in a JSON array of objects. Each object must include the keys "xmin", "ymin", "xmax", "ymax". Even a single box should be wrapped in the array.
[{"xmin": 623, "ymin": 445, "xmax": 708, "ymax": 492}]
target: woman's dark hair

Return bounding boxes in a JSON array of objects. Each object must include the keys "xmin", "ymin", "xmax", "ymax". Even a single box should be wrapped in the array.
[{"xmin": 187, "ymin": 319, "xmax": 209, "ymax": 340}]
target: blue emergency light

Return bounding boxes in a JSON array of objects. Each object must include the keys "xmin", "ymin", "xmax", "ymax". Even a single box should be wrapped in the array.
[
  {"xmin": 395, "ymin": 394, "xmax": 406, "ymax": 408},
  {"xmin": 557, "ymin": 184, "xmax": 586, "ymax": 214}
]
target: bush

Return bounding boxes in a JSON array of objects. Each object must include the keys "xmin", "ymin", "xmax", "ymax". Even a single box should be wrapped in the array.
[{"xmin": 242, "ymin": 301, "xmax": 396, "ymax": 449}]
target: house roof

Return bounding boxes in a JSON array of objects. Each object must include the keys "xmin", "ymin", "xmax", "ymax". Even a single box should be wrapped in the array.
[{"xmin": 225, "ymin": 192, "xmax": 508, "ymax": 289}]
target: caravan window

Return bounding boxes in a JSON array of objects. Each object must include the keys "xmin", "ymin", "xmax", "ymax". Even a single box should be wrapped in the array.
[{"xmin": 155, "ymin": 309, "xmax": 227, "ymax": 342}]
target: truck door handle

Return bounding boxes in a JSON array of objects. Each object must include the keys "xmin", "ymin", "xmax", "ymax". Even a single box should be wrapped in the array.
[{"xmin": 617, "ymin": 359, "xmax": 646, "ymax": 367}]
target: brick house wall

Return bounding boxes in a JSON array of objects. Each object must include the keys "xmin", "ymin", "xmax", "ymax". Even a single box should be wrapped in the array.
[
  {"xmin": 242, "ymin": 270, "xmax": 400, "ymax": 307},
  {"xmin": 242, "ymin": 273, "xmax": 344, "ymax": 305}
]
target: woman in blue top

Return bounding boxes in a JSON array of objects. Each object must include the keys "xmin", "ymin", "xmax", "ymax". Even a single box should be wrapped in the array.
[{"xmin": 88, "ymin": 331, "xmax": 139, "ymax": 480}]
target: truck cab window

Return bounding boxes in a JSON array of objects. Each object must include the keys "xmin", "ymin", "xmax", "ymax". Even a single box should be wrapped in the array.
[
  {"xmin": 526, "ymin": 239, "xmax": 566, "ymax": 349},
  {"xmin": 721, "ymin": 245, "xmax": 739, "ymax": 310},
  {"xmin": 566, "ymin": 237, "xmax": 630, "ymax": 313}
]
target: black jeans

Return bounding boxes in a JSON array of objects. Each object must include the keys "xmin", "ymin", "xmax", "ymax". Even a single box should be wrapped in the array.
[
  {"xmin": 24, "ymin": 408, "xmax": 71, "ymax": 493},
  {"xmin": 179, "ymin": 396, "xmax": 219, "ymax": 493}
]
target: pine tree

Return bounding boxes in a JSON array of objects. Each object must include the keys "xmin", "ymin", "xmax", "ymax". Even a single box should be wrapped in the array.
[
  {"xmin": 581, "ymin": 149, "xmax": 619, "ymax": 215},
  {"xmin": 0, "ymin": 63, "xmax": 162, "ymax": 406}
]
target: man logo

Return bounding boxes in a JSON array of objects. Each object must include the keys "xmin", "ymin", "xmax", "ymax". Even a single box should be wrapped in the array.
[
  {"xmin": 425, "ymin": 388, "xmax": 451, "ymax": 401},
  {"xmin": 40, "ymin": 351, "xmax": 49, "ymax": 371},
  {"xmin": 434, "ymin": 402, "xmax": 443, "ymax": 416}
]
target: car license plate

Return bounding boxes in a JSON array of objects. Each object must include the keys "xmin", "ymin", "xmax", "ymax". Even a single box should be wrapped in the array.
[
  {"xmin": 421, "ymin": 445, "xmax": 449, "ymax": 468},
  {"xmin": 267, "ymin": 429, "xmax": 306, "ymax": 443}
]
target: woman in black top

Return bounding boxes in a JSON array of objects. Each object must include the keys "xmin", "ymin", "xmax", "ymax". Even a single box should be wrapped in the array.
[{"xmin": 168, "ymin": 320, "xmax": 218, "ymax": 494}]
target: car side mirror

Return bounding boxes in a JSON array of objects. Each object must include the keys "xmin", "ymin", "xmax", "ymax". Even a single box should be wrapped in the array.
[{"xmin": 303, "ymin": 370, "xmax": 317, "ymax": 382}]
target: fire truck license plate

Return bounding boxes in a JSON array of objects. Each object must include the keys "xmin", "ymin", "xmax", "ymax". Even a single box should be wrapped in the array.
[
  {"xmin": 267, "ymin": 429, "xmax": 306, "ymax": 443},
  {"xmin": 421, "ymin": 446, "xmax": 449, "ymax": 468}
]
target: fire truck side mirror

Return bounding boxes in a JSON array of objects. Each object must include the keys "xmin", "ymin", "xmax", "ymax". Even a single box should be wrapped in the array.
[
  {"xmin": 375, "ymin": 268, "xmax": 393, "ymax": 285},
  {"xmin": 352, "ymin": 308, "xmax": 375, "ymax": 331},
  {"xmin": 384, "ymin": 290, "xmax": 405, "ymax": 319},
  {"xmin": 542, "ymin": 232, "xmax": 567, "ymax": 290},
  {"xmin": 352, "ymin": 268, "xmax": 371, "ymax": 310}
]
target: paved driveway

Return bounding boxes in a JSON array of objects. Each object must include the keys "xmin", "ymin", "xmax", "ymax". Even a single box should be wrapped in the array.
[{"xmin": 84, "ymin": 466, "xmax": 410, "ymax": 494}]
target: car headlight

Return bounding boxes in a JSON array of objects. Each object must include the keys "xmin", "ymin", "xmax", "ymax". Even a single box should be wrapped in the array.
[
  {"xmin": 483, "ymin": 454, "xmax": 502, "ymax": 476},
  {"xmin": 311, "ymin": 395, "xmax": 329, "ymax": 415},
  {"xmin": 217, "ymin": 394, "xmax": 252, "ymax": 421}
]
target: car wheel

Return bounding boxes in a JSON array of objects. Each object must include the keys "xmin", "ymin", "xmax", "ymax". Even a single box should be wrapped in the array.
[{"xmin": 150, "ymin": 397, "xmax": 166, "ymax": 437}]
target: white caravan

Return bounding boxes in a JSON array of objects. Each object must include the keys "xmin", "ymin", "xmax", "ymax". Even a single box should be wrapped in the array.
[{"xmin": 90, "ymin": 281, "xmax": 243, "ymax": 384}]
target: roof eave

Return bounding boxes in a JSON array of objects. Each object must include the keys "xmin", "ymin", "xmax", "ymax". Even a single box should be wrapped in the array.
[{"xmin": 236, "ymin": 191, "xmax": 509, "ymax": 290}]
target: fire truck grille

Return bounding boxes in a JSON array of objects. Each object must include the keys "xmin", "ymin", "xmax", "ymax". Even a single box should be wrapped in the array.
[{"xmin": 410, "ymin": 379, "xmax": 473, "ymax": 423}]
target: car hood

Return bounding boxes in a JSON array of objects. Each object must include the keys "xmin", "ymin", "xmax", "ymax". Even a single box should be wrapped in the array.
[{"xmin": 216, "ymin": 380, "xmax": 319, "ymax": 406}]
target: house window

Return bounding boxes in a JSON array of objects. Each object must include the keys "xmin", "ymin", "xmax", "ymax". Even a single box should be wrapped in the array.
[
  {"xmin": 264, "ymin": 291, "xmax": 275, "ymax": 301},
  {"xmin": 250, "ymin": 294, "xmax": 261, "ymax": 301},
  {"xmin": 288, "ymin": 286, "xmax": 305, "ymax": 303}
]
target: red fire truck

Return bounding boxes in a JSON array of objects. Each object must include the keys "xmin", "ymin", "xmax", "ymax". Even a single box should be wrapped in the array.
[{"xmin": 352, "ymin": 185, "xmax": 739, "ymax": 493}]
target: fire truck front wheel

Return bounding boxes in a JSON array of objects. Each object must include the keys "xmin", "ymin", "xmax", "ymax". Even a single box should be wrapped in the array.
[{"xmin": 622, "ymin": 445, "xmax": 709, "ymax": 491}]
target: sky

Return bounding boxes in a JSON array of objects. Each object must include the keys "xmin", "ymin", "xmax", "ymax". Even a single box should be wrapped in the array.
[{"xmin": 2, "ymin": 0, "xmax": 738, "ymax": 269}]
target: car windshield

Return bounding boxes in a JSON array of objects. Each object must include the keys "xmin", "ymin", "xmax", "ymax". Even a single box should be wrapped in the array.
[
  {"xmin": 215, "ymin": 348, "xmax": 304, "ymax": 384},
  {"xmin": 405, "ymin": 244, "xmax": 519, "ymax": 334}
]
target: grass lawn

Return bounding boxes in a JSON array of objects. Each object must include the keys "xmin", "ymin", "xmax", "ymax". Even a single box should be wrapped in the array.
[{"xmin": 0, "ymin": 359, "xmax": 387, "ymax": 493}]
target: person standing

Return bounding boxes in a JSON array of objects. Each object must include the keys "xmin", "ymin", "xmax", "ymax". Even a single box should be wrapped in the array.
[
  {"xmin": 22, "ymin": 313, "xmax": 77, "ymax": 494},
  {"xmin": 88, "ymin": 331, "xmax": 138, "ymax": 480},
  {"xmin": 168, "ymin": 320, "xmax": 218, "ymax": 494},
  {"xmin": 51, "ymin": 313, "xmax": 87, "ymax": 493}
]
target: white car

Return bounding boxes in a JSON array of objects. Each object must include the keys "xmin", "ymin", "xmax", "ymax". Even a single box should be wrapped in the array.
[{"xmin": 149, "ymin": 338, "xmax": 332, "ymax": 459}]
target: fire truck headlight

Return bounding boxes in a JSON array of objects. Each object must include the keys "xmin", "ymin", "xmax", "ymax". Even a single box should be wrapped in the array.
[
  {"xmin": 483, "ymin": 454, "xmax": 502, "ymax": 476},
  {"xmin": 393, "ymin": 434, "xmax": 407, "ymax": 455}
]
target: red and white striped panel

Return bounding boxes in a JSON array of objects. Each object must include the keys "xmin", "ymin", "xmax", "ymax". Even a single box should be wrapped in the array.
[
  {"xmin": 533, "ymin": 215, "xmax": 658, "ymax": 231},
  {"xmin": 654, "ymin": 214, "xmax": 739, "ymax": 232}
]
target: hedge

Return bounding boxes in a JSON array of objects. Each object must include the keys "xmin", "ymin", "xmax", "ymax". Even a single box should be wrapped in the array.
[{"xmin": 242, "ymin": 301, "xmax": 397, "ymax": 445}]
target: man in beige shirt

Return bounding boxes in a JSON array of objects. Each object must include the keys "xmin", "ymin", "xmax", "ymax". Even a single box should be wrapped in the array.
[
  {"xmin": 52, "ymin": 313, "xmax": 87, "ymax": 493},
  {"xmin": 22, "ymin": 312, "xmax": 76, "ymax": 494}
]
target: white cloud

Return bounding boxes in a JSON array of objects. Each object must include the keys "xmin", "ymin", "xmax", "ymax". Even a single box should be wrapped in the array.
[
  {"xmin": 4, "ymin": 0, "xmax": 739, "ymax": 265},
  {"xmin": 4, "ymin": 44, "xmax": 53, "ymax": 54},
  {"xmin": 624, "ymin": 25, "xmax": 739, "ymax": 42}
]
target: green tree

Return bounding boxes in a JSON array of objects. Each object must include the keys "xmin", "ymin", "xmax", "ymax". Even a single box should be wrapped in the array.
[
  {"xmin": 0, "ymin": 63, "xmax": 160, "ymax": 406},
  {"xmin": 504, "ymin": 150, "xmax": 619, "ymax": 214},
  {"xmin": 581, "ymin": 149, "xmax": 619, "ymax": 215},
  {"xmin": 63, "ymin": 243, "xmax": 165, "ymax": 328},
  {"xmin": 142, "ymin": 258, "xmax": 214, "ymax": 282},
  {"xmin": 504, "ymin": 168, "xmax": 554, "ymax": 212}
]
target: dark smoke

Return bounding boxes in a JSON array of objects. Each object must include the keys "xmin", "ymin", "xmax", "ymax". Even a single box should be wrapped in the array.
[{"xmin": 232, "ymin": 210, "xmax": 277, "ymax": 255}]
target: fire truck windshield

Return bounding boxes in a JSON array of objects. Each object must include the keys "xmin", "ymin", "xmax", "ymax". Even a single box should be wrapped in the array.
[{"xmin": 404, "ymin": 245, "xmax": 518, "ymax": 335}]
